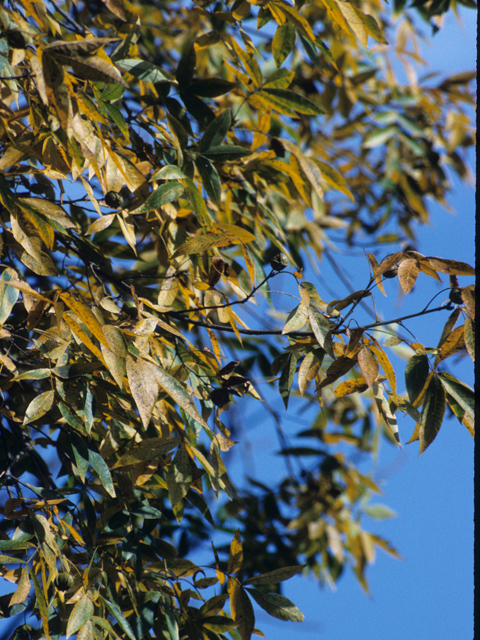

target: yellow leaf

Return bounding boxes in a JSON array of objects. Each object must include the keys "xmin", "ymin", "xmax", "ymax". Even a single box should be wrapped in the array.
[
  {"xmin": 61, "ymin": 293, "xmax": 111, "ymax": 350},
  {"xmin": 227, "ymin": 530, "xmax": 243, "ymax": 575},
  {"xmin": 9, "ymin": 567, "xmax": 30, "ymax": 606},
  {"xmin": 62, "ymin": 313, "xmax": 105, "ymax": 364},
  {"xmin": 335, "ymin": 378, "xmax": 368, "ymax": 397},
  {"xmin": 311, "ymin": 159, "xmax": 354, "ymax": 202},
  {"xmin": 337, "ymin": 2, "xmax": 368, "ymax": 47},
  {"xmin": 230, "ymin": 38, "xmax": 262, "ymax": 88}
]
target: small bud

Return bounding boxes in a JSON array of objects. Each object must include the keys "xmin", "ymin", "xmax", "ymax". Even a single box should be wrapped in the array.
[
  {"xmin": 55, "ymin": 572, "xmax": 74, "ymax": 592},
  {"xmin": 6, "ymin": 31, "xmax": 29, "ymax": 49},
  {"xmin": 105, "ymin": 191, "xmax": 124, "ymax": 208},
  {"xmin": 449, "ymin": 287, "xmax": 463, "ymax": 305},
  {"xmin": 383, "ymin": 267, "xmax": 398, "ymax": 279},
  {"xmin": 210, "ymin": 387, "xmax": 230, "ymax": 407},
  {"xmin": 270, "ymin": 253, "xmax": 288, "ymax": 272}
]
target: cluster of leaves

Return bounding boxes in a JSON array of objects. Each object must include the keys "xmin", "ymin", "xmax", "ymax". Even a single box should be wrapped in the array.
[{"xmin": 0, "ymin": 0, "xmax": 475, "ymax": 639}]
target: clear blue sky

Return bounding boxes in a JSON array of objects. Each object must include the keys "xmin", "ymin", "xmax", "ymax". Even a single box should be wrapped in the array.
[{"xmin": 244, "ymin": 9, "xmax": 476, "ymax": 640}]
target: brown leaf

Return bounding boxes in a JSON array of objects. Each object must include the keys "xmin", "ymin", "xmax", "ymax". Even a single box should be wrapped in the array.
[
  {"xmin": 435, "ymin": 325, "xmax": 465, "ymax": 365},
  {"xmin": 397, "ymin": 258, "xmax": 420, "ymax": 294},
  {"xmin": 68, "ymin": 56, "xmax": 127, "ymax": 86},
  {"xmin": 317, "ymin": 356, "xmax": 357, "ymax": 391},
  {"xmin": 374, "ymin": 252, "xmax": 403, "ymax": 278},
  {"xmin": 367, "ymin": 253, "xmax": 385, "ymax": 296},
  {"xmin": 357, "ymin": 346, "xmax": 379, "ymax": 387},
  {"xmin": 426, "ymin": 257, "xmax": 475, "ymax": 276},
  {"xmin": 461, "ymin": 284, "xmax": 475, "ymax": 321},
  {"xmin": 345, "ymin": 328, "xmax": 364, "ymax": 357}
]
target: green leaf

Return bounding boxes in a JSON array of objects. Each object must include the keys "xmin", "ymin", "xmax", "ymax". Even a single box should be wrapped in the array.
[
  {"xmin": 418, "ymin": 374, "xmax": 446, "ymax": 455},
  {"xmin": 23, "ymin": 390, "xmax": 55, "ymax": 425},
  {"xmin": 272, "ymin": 22, "xmax": 296, "ymax": 68},
  {"xmin": 299, "ymin": 34, "xmax": 322, "ymax": 70},
  {"xmin": 112, "ymin": 437, "xmax": 179, "ymax": 468},
  {"xmin": 187, "ymin": 78, "xmax": 237, "ymax": 97},
  {"xmin": 183, "ymin": 176, "xmax": 209, "ymax": 225},
  {"xmin": 31, "ymin": 572, "xmax": 49, "ymax": 639},
  {"xmin": 0, "ymin": 267, "xmax": 20, "ymax": 324},
  {"xmin": 126, "ymin": 355, "xmax": 159, "ymax": 429},
  {"xmin": 262, "ymin": 68, "xmax": 295, "ymax": 89},
  {"xmin": 308, "ymin": 306, "xmax": 334, "ymax": 357},
  {"xmin": 176, "ymin": 42, "xmax": 196, "ymax": 88},
  {"xmin": 0, "ymin": 540, "xmax": 35, "ymax": 550},
  {"xmin": 164, "ymin": 602, "xmax": 180, "ymax": 640},
  {"xmin": 197, "ymin": 110, "xmax": 232, "ymax": 153},
  {"xmin": 257, "ymin": 88, "xmax": 325, "ymax": 115},
  {"xmin": 99, "ymin": 596, "xmax": 136, "ymax": 640},
  {"xmin": 279, "ymin": 352, "xmax": 298, "ymax": 409},
  {"xmin": 67, "ymin": 595, "xmax": 93, "ymax": 638},
  {"xmin": 282, "ymin": 303, "xmax": 308, "ymax": 334},
  {"xmin": 245, "ymin": 588, "xmax": 304, "ymax": 622},
  {"xmin": 150, "ymin": 165, "xmax": 187, "ymax": 181},
  {"xmin": 88, "ymin": 449, "xmax": 116, "ymax": 497},
  {"xmin": 130, "ymin": 182, "xmax": 185, "ymax": 214},
  {"xmin": 117, "ymin": 58, "xmax": 170, "ymax": 82},
  {"xmin": 202, "ymin": 145, "xmax": 252, "ymax": 162},
  {"xmin": 195, "ymin": 156, "xmax": 222, "ymax": 206},
  {"xmin": 439, "ymin": 373, "xmax": 474, "ymax": 424},
  {"xmin": 155, "ymin": 366, "xmax": 212, "ymax": 432},
  {"xmin": 404, "ymin": 354, "xmax": 429, "ymax": 404},
  {"xmin": 363, "ymin": 504, "xmax": 397, "ymax": 520},
  {"xmin": 243, "ymin": 565, "xmax": 305, "ymax": 586},
  {"xmin": 181, "ymin": 93, "xmax": 215, "ymax": 126}
]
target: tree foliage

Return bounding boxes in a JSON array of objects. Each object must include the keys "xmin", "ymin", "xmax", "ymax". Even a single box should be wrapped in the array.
[{"xmin": 0, "ymin": 0, "xmax": 475, "ymax": 638}]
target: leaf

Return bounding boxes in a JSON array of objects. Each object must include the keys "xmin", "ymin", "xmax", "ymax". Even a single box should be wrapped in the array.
[
  {"xmin": 436, "ymin": 308, "xmax": 461, "ymax": 350},
  {"xmin": 67, "ymin": 595, "xmax": 94, "ymax": 638},
  {"xmin": 171, "ymin": 226, "xmax": 255, "ymax": 258},
  {"xmin": 363, "ymin": 505, "xmax": 397, "ymax": 520},
  {"xmin": 61, "ymin": 293, "xmax": 111, "ymax": 350},
  {"xmin": 308, "ymin": 306, "xmax": 334, "ymax": 357},
  {"xmin": 357, "ymin": 346, "xmax": 379, "ymax": 387},
  {"xmin": 151, "ymin": 165, "xmax": 187, "ymax": 181},
  {"xmin": 298, "ymin": 350, "xmax": 324, "ymax": 395},
  {"xmin": 279, "ymin": 352, "xmax": 298, "ymax": 409},
  {"xmin": 262, "ymin": 68, "xmax": 295, "ymax": 89},
  {"xmin": 461, "ymin": 284, "xmax": 475, "ymax": 321},
  {"xmin": 335, "ymin": 378, "xmax": 368, "ymax": 397},
  {"xmin": 88, "ymin": 449, "xmax": 116, "ymax": 497},
  {"xmin": 228, "ymin": 578, "xmax": 256, "ymax": 640},
  {"xmin": 404, "ymin": 354, "xmax": 430, "ymax": 404},
  {"xmin": 176, "ymin": 42, "xmax": 196, "ymax": 88},
  {"xmin": 183, "ymin": 176, "xmax": 208, "ymax": 224},
  {"xmin": 244, "ymin": 565, "xmax": 305, "ymax": 586},
  {"xmin": 228, "ymin": 530, "xmax": 243, "ymax": 575},
  {"xmin": 231, "ymin": 39, "xmax": 262, "ymax": 88},
  {"xmin": 31, "ymin": 572, "xmax": 50, "ymax": 640},
  {"xmin": 337, "ymin": 2, "xmax": 368, "ymax": 46},
  {"xmin": 202, "ymin": 145, "xmax": 252, "ymax": 162},
  {"xmin": 397, "ymin": 258, "xmax": 420, "ymax": 294},
  {"xmin": 257, "ymin": 88, "xmax": 325, "ymax": 116},
  {"xmin": 130, "ymin": 182, "xmax": 185, "ymax": 214},
  {"xmin": 197, "ymin": 110, "xmax": 232, "ymax": 153},
  {"xmin": 117, "ymin": 58, "xmax": 170, "ymax": 82},
  {"xmin": 196, "ymin": 156, "xmax": 222, "ymax": 206},
  {"xmin": 372, "ymin": 383, "xmax": 400, "ymax": 445},
  {"xmin": 0, "ymin": 268, "xmax": 20, "ymax": 324},
  {"xmin": 101, "ymin": 325, "xmax": 127, "ymax": 388},
  {"xmin": 439, "ymin": 374, "xmax": 474, "ymax": 425},
  {"xmin": 245, "ymin": 588, "xmax": 304, "ymax": 622},
  {"xmin": 9, "ymin": 567, "xmax": 31, "ymax": 606},
  {"xmin": 426, "ymin": 257, "xmax": 475, "ymax": 276},
  {"xmin": 317, "ymin": 356, "xmax": 356, "ymax": 391},
  {"xmin": 113, "ymin": 438, "xmax": 179, "ymax": 468},
  {"xmin": 188, "ymin": 78, "xmax": 237, "ymax": 97},
  {"xmin": 464, "ymin": 316, "xmax": 475, "ymax": 361},
  {"xmin": 126, "ymin": 355, "xmax": 159, "ymax": 429},
  {"xmin": 23, "ymin": 390, "xmax": 54, "ymax": 425},
  {"xmin": 99, "ymin": 596, "xmax": 136, "ymax": 640},
  {"xmin": 67, "ymin": 55, "xmax": 127, "ymax": 86},
  {"xmin": 418, "ymin": 374, "xmax": 446, "ymax": 455},
  {"xmin": 435, "ymin": 325, "xmax": 465, "ymax": 364},
  {"xmin": 282, "ymin": 303, "xmax": 308, "ymax": 334},
  {"xmin": 312, "ymin": 160, "xmax": 354, "ymax": 201},
  {"xmin": 155, "ymin": 365, "xmax": 211, "ymax": 432},
  {"xmin": 272, "ymin": 22, "xmax": 296, "ymax": 68}
]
